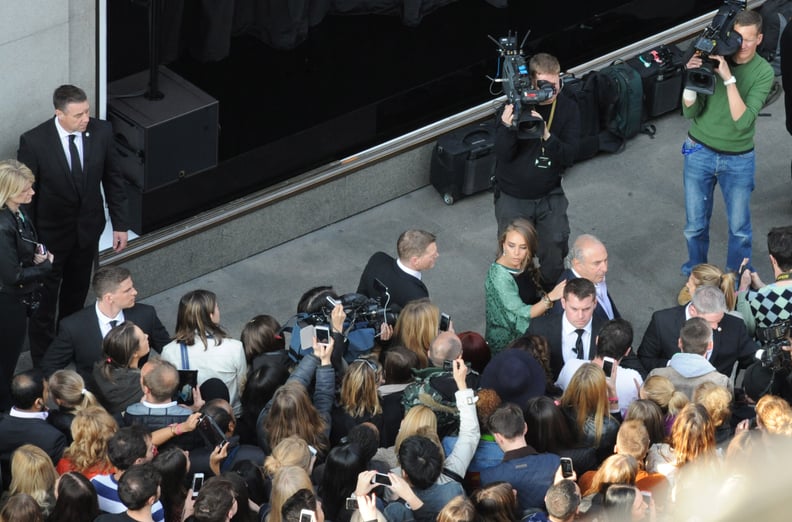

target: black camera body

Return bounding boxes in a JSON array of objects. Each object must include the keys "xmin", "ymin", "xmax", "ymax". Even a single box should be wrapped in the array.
[
  {"xmin": 305, "ymin": 292, "xmax": 398, "ymax": 331},
  {"xmin": 756, "ymin": 320, "xmax": 792, "ymax": 373},
  {"xmin": 492, "ymin": 32, "xmax": 555, "ymax": 140},
  {"xmin": 685, "ymin": 0, "xmax": 746, "ymax": 95}
]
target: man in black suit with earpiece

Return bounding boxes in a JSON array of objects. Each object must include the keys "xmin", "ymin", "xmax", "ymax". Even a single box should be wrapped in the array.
[{"xmin": 18, "ymin": 84, "xmax": 129, "ymax": 368}]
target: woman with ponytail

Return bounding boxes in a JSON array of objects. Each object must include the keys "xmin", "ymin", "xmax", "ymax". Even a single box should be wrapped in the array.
[
  {"xmin": 47, "ymin": 370, "xmax": 99, "ymax": 444},
  {"xmin": 91, "ymin": 321, "xmax": 150, "ymax": 414}
]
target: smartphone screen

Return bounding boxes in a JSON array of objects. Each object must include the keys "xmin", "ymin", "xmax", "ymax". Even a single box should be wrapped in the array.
[
  {"xmin": 439, "ymin": 313, "xmax": 451, "ymax": 332},
  {"xmin": 560, "ymin": 458, "xmax": 574, "ymax": 478},
  {"xmin": 371, "ymin": 473, "xmax": 392, "ymax": 486},
  {"xmin": 602, "ymin": 358, "xmax": 614, "ymax": 379},
  {"xmin": 315, "ymin": 325, "xmax": 330, "ymax": 344},
  {"xmin": 191, "ymin": 473, "xmax": 204, "ymax": 497}
]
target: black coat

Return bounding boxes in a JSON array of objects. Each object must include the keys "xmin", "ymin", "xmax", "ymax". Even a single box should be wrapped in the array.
[
  {"xmin": 356, "ymin": 251, "xmax": 428, "ymax": 309},
  {"xmin": 41, "ymin": 303, "xmax": 171, "ymax": 386},
  {"xmin": 637, "ymin": 305, "xmax": 757, "ymax": 377},
  {"xmin": 18, "ymin": 117, "xmax": 128, "ymax": 251},
  {"xmin": 527, "ymin": 313, "xmax": 608, "ymax": 380}
]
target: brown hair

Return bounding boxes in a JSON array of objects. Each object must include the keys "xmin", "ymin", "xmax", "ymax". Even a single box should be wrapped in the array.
[
  {"xmin": 263, "ymin": 381, "xmax": 328, "ymax": 453},
  {"xmin": 173, "ymin": 289, "xmax": 227, "ymax": 348},
  {"xmin": 584, "ymin": 454, "xmax": 638, "ymax": 496},
  {"xmin": 340, "ymin": 358, "xmax": 382, "ymax": 418},
  {"xmin": 670, "ymin": 403, "xmax": 715, "ymax": 466}
]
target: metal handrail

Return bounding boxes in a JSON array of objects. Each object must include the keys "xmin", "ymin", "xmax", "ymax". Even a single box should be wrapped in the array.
[{"xmin": 102, "ymin": 2, "xmax": 761, "ymax": 264}]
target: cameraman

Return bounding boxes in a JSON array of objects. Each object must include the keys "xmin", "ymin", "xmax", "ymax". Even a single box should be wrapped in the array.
[
  {"xmin": 739, "ymin": 225, "xmax": 792, "ymax": 401},
  {"xmin": 742, "ymin": 226, "xmax": 792, "ymax": 335},
  {"xmin": 493, "ymin": 52, "xmax": 580, "ymax": 289},
  {"xmin": 680, "ymin": 9, "xmax": 774, "ymax": 278}
]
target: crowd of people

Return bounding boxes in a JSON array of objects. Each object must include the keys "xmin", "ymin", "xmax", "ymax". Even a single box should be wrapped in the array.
[{"xmin": 1, "ymin": 5, "xmax": 792, "ymax": 522}]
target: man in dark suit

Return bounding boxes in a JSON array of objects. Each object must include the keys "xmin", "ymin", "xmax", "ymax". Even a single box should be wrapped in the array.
[
  {"xmin": 528, "ymin": 278, "xmax": 606, "ymax": 380},
  {"xmin": 18, "ymin": 84, "xmax": 129, "ymax": 368},
  {"xmin": 637, "ymin": 285, "xmax": 757, "ymax": 378},
  {"xmin": 0, "ymin": 370, "xmax": 67, "ymax": 488},
  {"xmin": 357, "ymin": 229, "xmax": 438, "ymax": 309},
  {"xmin": 41, "ymin": 265, "xmax": 170, "ymax": 387},
  {"xmin": 553, "ymin": 234, "xmax": 620, "ymax": 321}
]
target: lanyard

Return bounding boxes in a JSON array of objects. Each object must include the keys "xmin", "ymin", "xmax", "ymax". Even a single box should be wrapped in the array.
[{"xmin": 540, "ymin": 97, "xmax": 557, "ymax": 156}]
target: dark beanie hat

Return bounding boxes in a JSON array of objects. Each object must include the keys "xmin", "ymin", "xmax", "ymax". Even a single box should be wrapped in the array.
[{"xmin": 479, "ymin": 348, "xmax": 546, "ymax": 410}]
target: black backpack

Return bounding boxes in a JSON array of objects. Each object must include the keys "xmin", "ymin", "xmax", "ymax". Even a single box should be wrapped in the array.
[
  {"xmin": 757, "ymin": 0, "xmax": 792, "ymax": 75},
  {"xmin": 562, "ymin": 71, "xmax": 609, "ymax": 162},
  {"xmin": 598, "ymin": 61, "xmax": 655, "ymax": 153}
]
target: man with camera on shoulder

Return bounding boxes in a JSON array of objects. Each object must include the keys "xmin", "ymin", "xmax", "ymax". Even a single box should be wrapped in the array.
[
  {"xmin": 493, "ymin": 52, "xmax": 580, "ymax": 290},
  {"xmin": 680, "ymin": 8, "xmax": 774, "ymax": 278}
]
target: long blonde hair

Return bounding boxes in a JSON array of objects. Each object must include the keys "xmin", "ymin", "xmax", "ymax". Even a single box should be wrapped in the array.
[
  {"xmin": 340, "ymin": 358, "xmax": 382, "ymax": 418},
  {"xmin": 63, "ymin": 406, "xmax": 118, "ymax": 472},
  {"xmin": 9, "ymin": 445, "xmax": 57, "ymax": 514},
  {"xmin": 559, "ymin": 363, "xmax": 609, "ymax": 445},
  {"xmin": 266, "ymin": 466, "xmax": 313, "ymax": 522},
  {"xmin": 392, "ymin": 298, "xmax": 439, "ymax": 369}
]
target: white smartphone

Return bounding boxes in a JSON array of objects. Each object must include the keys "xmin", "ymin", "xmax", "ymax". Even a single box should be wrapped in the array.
[
  {"xmin": 191, "ymin": 473, "xmax": 205, "ymax": 498},
  {"xmin": 315, "ymin": 325, "xmax": 331, "ymax": 345},
  {"xmin": 602, "ymin": 357, "xmax": 616, "ymax": 379}
]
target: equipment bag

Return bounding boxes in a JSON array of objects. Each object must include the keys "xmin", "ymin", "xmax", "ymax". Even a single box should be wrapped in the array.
[
  {"xmin": 626, "ymin": 44, "xmax": 686, "ymax": 121},
  {"xmin": 430, "ymin": 121, "xmax": 497, "ymax": 205},
  {"xmin": 757, "ymin": 0, "xmax": 792, "ymax": 75},
  {"xmin": 598, "ymin": 61, "xmax": 655, "ymax": 153},
  {"xmin": 561, "ymin": 71, "xmax": 607, "ymax": 162}
]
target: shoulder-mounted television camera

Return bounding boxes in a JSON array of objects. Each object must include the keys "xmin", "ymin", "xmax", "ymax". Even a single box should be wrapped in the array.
[
  {"xmin": 755, "ymin": 320, "xmax": 792, "ymax": 373},
  {"xmin": 685, "ymin": 0, "xmax": 746, "ymax": 95},
  {"xmin": 488, "ymin": 31, "xmax": 555, "ymax": 140}
]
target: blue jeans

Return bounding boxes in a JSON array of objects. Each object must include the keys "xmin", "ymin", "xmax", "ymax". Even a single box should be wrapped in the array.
[{"xmin": 681, "ymin": 137, "xmax": 755, "ymax": 276}]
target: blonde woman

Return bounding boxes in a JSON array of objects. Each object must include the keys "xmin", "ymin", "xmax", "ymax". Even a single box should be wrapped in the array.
[
  {"xmin": 331, "ymin": 357, "xmax": 383, "ymax": 445},
  {"xmin": 6, "ymin": 444, "xmax": 58, "ymax": 516},
  {"xmin": 47, "ymin": 370, "xmax": 99, "ymax": 443},
  {"xmin": 392, "ymin": 298, "xmax": 440, "ymax": 368},
  {"xmin": 55, "ymin": 406, "xmax": 117, "ymax": 479},
  {"xmin": 559, "ymin": 363, "xmax": 621, "ymax": 463},
  {"xmin": 265, "ymin": 466, "xmax": 313, "ymax": 522},
  {"xmin": 640, "ymin": 375, "xmax": 689, "ymax": 437},
  {"xmin": 0, "ymin": 159, "xmax": 52, "ymax": 411}
]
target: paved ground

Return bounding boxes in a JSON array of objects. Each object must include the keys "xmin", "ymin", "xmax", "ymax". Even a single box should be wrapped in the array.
[{"xmin": 138, "ymin": 96, "xmax": 792, "ymax": 346}]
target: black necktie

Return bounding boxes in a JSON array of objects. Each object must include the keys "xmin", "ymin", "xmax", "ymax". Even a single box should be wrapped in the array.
[
  {"xmin": 109, "ymin": 320, "xmax": 118, "ymax": 329},
  {"xmin": 68, "ymin": 134, "xmax": 83, "ymax": 182},
  {"xmin": 575, "ymin": 329, "xmax": 585, "ymax": 359}
]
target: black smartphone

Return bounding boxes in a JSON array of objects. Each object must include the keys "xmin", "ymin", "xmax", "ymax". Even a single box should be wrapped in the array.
[
  {"xmin": 315, "ymin": 325, "xmax": 330, "ymax": 344},
  {"xmin": 191, "ymin": 473, "xmax": 204, "ymax": 497},
  {"xmin": 176, "ymin": 370, "xmax": 198, "ymax": 405},
  {"xmin": 560, "ymin": 457, "xmax": 574, "ymax": 478},
  {"xmin": 371, "ymin": 472, "xmax": 392, "ymax": 486},
  {"xmin": 602, "ymin": 357, "xmax": 615, "ymax": 379},
  {"xmin": 439, "ymin": 313, "xmax": 451, "ymax": 332},
  {"xmin": 345, "ymin": 497, "xmax": 358, "ymax": 510},
  {"xmin": 196, "ymin": 415, "xmax": 228, "ymax": 448}
]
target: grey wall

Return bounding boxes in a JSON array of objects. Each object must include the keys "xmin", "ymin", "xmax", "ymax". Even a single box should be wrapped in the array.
[
  {"xmin": 0, "ymin": 0, "xmax": 96, "ymax": 158},
  {"xmin": 120, "ymin": 144, "xmax": 435, "ymax": 298}
]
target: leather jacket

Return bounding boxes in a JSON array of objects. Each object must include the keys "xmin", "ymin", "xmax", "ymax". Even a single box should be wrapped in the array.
[{"xmin": 0, "ymin": 207, "xmax": 50, "ymax": 297}]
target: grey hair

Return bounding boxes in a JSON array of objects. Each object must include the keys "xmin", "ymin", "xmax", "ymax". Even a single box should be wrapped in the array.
[{"xmin": 691, "ymin": 285, "xmax": 727, "ymax": 314}]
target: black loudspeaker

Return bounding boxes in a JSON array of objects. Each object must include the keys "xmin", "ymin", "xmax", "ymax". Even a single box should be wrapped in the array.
[{"xmin": 108, "ymin": 67, "xmax": 219, "ymax": 233}]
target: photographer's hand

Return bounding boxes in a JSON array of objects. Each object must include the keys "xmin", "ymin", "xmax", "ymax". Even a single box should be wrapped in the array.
[
  {"xmin": 711, "ymin": 55, "xmax": 732, "ymax": 81},
  {"xmin": 501, "ymin": 104, "xmax": 515, "ymax": 126},
  {"xmin": 685, "ymin": 55, "xmax": 703, "ymax": 70},
  {"xmin": 331, "ymin": 304, "xmax": 346, "ymax": 334}
]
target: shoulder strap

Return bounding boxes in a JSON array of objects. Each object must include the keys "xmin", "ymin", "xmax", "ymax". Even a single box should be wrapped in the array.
[{"xmin": 180, "ymin": 341, "xmax": 190, "ymax": 370}]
